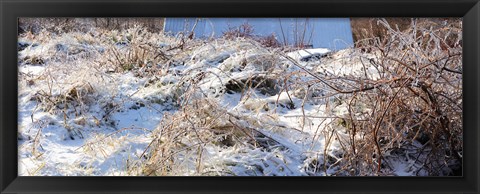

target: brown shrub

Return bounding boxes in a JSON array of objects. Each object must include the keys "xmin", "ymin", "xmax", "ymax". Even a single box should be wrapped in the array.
[
  {"xmin": 288, "ymin": 18, "xmax": 462, "ymax": 175},
  {"xmin": 350, "ymin": 18, "xmax": 461, "ymax": 49},
  {"xmin": 18, "ymin": 18, "xmax": 165, "ymax": 35}
]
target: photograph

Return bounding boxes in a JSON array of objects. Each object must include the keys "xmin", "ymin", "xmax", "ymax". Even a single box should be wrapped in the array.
[{"xmin": 17, "ymin": 17, "xmax": 463, "ymax": 176}]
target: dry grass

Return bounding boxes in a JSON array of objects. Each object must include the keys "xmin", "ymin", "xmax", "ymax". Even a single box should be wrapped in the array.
[
  {"xmin": 19, "ymin": 18, "xmax": 164, "ymax": 35},
  {"xmin": 18, "ymin": 18, "xmax": 462, "ymax": 176},
  {"xmin": 306, "ymin": 18, "xmax": 462, "ymax": 175}
]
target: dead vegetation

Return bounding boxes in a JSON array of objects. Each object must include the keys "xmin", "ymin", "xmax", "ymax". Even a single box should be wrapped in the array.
[
  {"xmin": 222, "ymin": 23, "xmax": 282, "ymax": 48},
  {"xmin": 19, "ymin": 18, "xmax": 164, "ymax": 35},
  {"xmin": 301, "ymin": 18, "xmax": 462, "ymax": 175},
  {"xmin": 18, "ymin": 18, "xmax": 462, "ymax": 176},
  {"xmin": 142, "ymin": 97, "xmax": 293, "ymax": 175}
]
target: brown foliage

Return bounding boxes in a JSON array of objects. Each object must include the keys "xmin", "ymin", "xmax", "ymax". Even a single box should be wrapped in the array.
[
  {"xmin": 288, "ymin": 18, "xmax": 462, "ymax": 175},
  {"xmin": 350, "ymin": 18, "xmax": 461, "ymax": 49},
  {"xmin": 18, "ymin": 18, "xmax": 165, "ymax": 35}
]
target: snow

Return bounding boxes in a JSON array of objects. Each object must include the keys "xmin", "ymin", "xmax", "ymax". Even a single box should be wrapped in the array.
[
  {"xmin": 17, "ymin": 28, "xmax": 431, "ymax": 176},
  {"xmin": 287, "ymin": 48, "xmax": 331, "ymax": 62}
]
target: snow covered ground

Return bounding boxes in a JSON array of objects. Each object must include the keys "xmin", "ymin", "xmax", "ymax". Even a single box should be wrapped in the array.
[{"xmin": 17, "ymin": 27, "xmax": 446, "ymax": 176}]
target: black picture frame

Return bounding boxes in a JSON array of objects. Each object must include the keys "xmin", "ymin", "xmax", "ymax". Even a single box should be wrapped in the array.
[{"xmin": 1, "ymin": 0, "xmax": 479, "ymax": 193}]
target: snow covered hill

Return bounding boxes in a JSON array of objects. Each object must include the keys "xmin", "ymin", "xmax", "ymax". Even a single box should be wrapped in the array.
[{"xmin": 17, "ymin": 24, "xmax": 462, "ymax": 176}]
